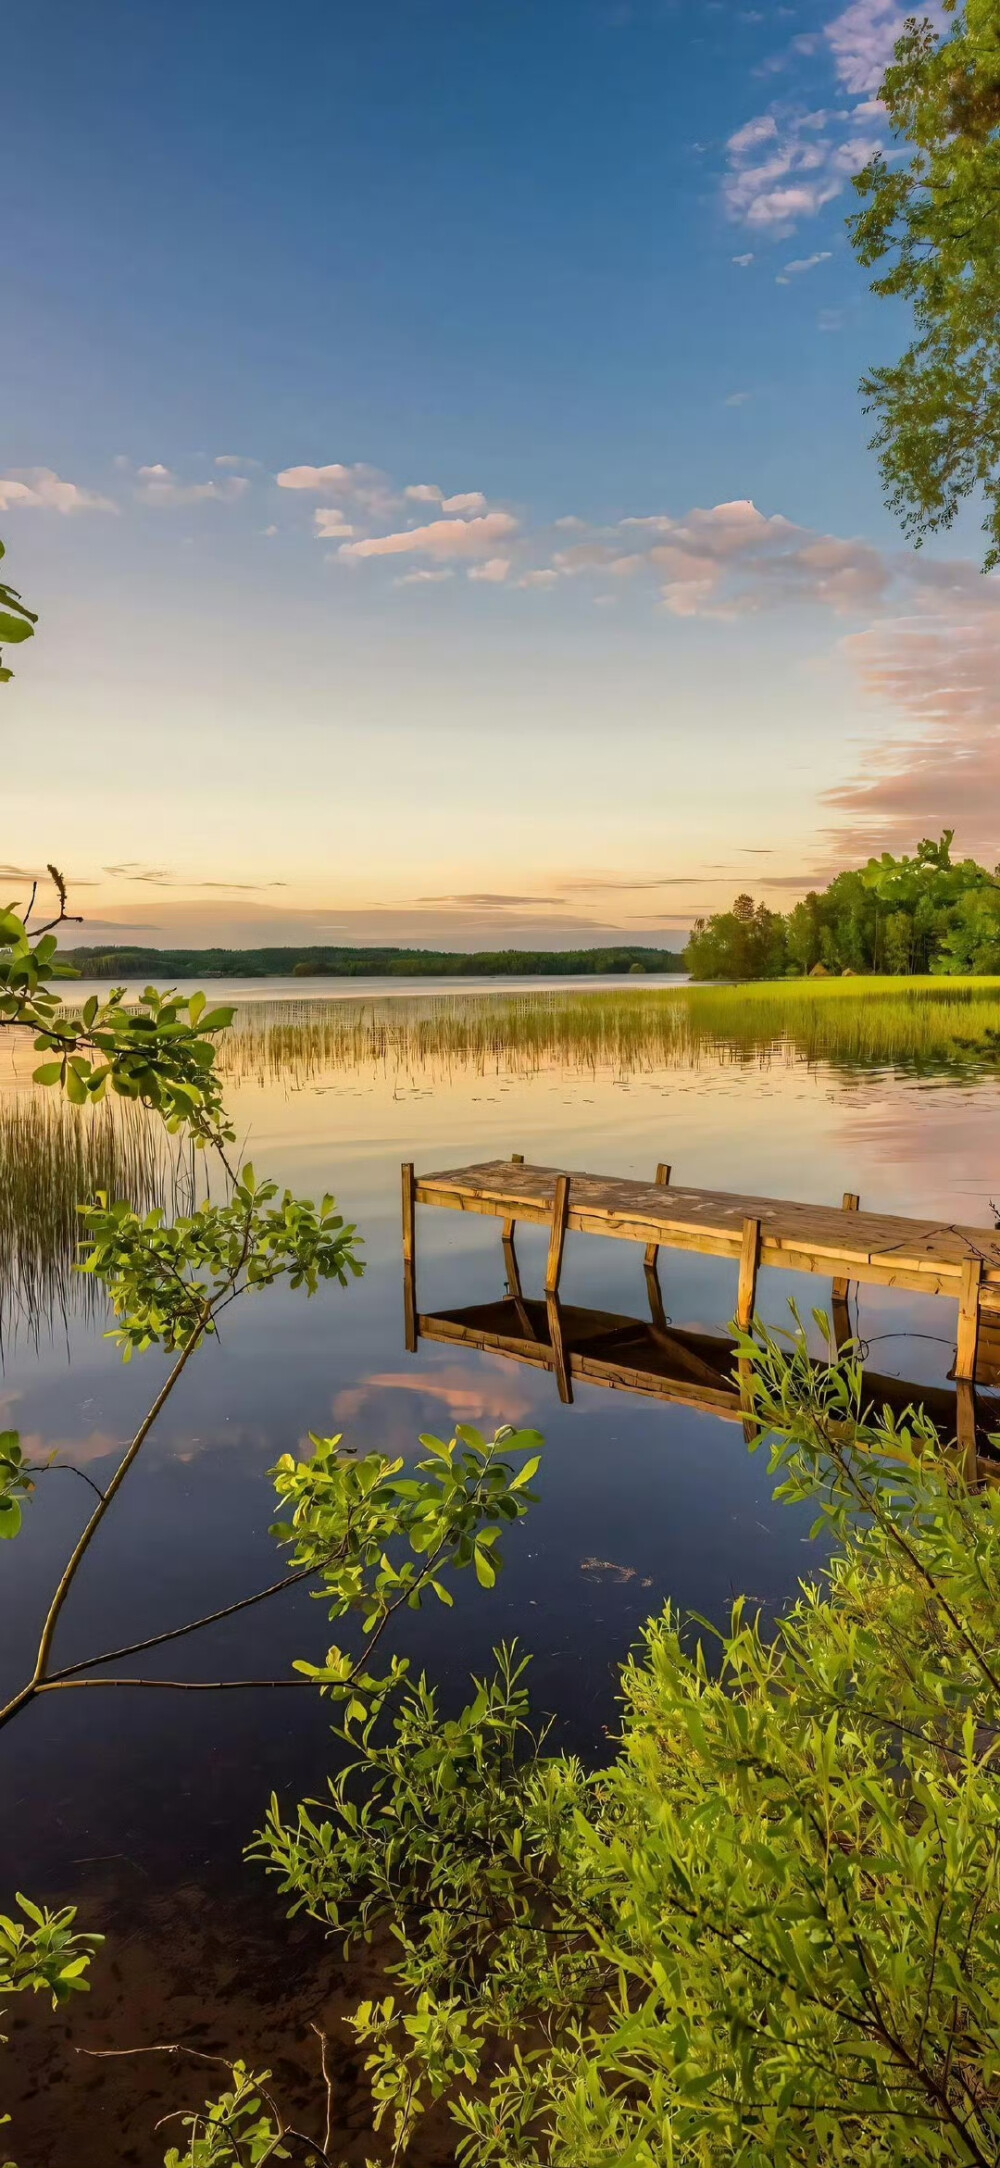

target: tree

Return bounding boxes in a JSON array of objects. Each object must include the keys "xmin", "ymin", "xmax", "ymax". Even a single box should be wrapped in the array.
[
  {"xmin": 686, "ymin": 896, "xmax": 787, "ymax": 980},
  {"xmin": 849, "ymin": 0, "xmax": 1000, "ymax": 567}
]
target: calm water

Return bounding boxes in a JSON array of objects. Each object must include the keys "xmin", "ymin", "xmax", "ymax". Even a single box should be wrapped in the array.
[{"xmin": 4, "ymin": 984, "xmax": 1000, "ymax": 2163}]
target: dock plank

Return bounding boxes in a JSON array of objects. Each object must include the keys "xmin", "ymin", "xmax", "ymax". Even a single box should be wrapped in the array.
[{"xmin": 415, "ymin": 1159, "xmax": 1000, "ymax": 1301}]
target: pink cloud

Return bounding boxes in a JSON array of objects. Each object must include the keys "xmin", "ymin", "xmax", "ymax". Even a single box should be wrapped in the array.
[
  {"xmin": 276, "ymin": 463, "xmax": 361, "ymax": 492},
  {"xmin": 467, "ymin": 557, "xmax": 511, "ymax": 583},
  {"xmin": 339, "ymin": 511, "xmax": 517, "ymax": 563}
]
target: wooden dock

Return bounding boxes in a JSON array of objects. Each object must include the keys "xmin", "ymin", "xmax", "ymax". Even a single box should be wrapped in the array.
[{"xmin": 401, "ymin": 1157, "xmax": 1000, "ymax": 1415}]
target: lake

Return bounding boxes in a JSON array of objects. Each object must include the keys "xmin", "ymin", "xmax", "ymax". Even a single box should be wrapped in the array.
[{"xmin": 4, "ymin": 979, "xmax": 1000, "ymax": 2163}]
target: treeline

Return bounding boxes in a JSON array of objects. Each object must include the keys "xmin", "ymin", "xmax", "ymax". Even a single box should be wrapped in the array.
[
  {"xmin": 684, "ymin": 834, "xmax": 1000, "ymax": 980},
  {"xmin": 61, "ymin": 942, "xmax": 684, "ymax": 981}
]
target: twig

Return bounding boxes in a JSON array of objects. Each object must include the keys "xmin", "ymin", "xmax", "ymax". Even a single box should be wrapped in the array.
[{"xmin": 45, "ymin": 1566, "xmax": 316, "ymax": 1680}]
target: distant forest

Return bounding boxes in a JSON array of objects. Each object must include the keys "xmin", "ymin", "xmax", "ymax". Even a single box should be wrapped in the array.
[{"xmin": 60, "ymin": 943, "xmax": 685, "ymax": 980}]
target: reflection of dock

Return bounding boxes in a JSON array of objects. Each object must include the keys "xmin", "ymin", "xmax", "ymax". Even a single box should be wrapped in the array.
[
  {"xmin": 415, "ymin": 1293, "xmax": 995, "ymax": 1460},
  {"xmin": 401, "ymin": 1156, "xmax": 1000, "ymax": 1465}
]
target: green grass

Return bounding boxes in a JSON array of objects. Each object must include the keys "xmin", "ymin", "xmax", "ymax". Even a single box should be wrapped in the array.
[{"xmin": 215, "ymin": 977, "xmax": 1000, "ymax": 1084}]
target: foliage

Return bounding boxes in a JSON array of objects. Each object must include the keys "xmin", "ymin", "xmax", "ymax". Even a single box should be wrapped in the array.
[
  {"xmin": 64, "ymin": 943, "xmax": 684, "ymax": 980},
  {"xmin": 849, "ymin": 0, "xmax": 1000, "ymax": 567},
  {"xmin": 254, "ymin": 1326, "xmax": 1000, "ymax": 2167},
  {"xmin": 686, "ymin": 892, "xmax": 786, "ymax": 980},
  {"xmin": 0, "ymin": 1894, "xmax": 100, "ymax": 2016},
  {"xmin": 77, "ymin": 1173, "xmax": 360, "ymax": 1358},
  {"xmin": 0, "ymin": 541, "xmax": 36, "ymax": 685},
  {"xmin": 686, "ymin": 831, "xmax": 1000, "ymax": 979}
]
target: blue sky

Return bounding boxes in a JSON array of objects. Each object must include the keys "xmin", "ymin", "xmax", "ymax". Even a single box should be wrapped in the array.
[{"xmin": 1, "ymin": 0, "xmax": 991, "ymax": 950}]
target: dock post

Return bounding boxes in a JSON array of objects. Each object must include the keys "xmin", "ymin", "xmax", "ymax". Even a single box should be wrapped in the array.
[
  {"xmin": 643, "ymin": 1163, "xmax": 672, "ymax": 1270},
  {"xmin": 502, "ymin": 1152, "xmax": 524, "ymax": 1297},
  {"xmin": 832, "ymin": 1192, "xmax": 860, "ymax": 1348},
  {"xmin": 502, "ymin": 1154, "xmax": 536, "ymax": 1338},
  {"xmin": 643, "ymin": 1162, "xmax": 671, "ymax": 1334},
  {"xmin": 956, "ymin": 1256, "xmax": 983, "ymax": 1382},
  {"xmin": 402, "ymin": 1161, "xmax": 417, "ymax": 1353},
  {"xmin": 545, "ymin": 1173, "xmax": 573, "ymax": 1404},
  {"xmin": 736, "ymin": 1216, "xmax": 762, "ymax": 1332},
  {"xmin": 955, "ymin": 1378, "xmax": 979, "ymax": 1486}
]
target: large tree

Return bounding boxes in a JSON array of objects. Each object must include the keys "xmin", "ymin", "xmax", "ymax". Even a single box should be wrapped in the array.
[{"xmin": 849, "ymin": 0, "xmax": 1000, "ymax": 567}]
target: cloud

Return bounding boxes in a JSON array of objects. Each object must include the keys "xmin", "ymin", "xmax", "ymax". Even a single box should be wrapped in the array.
[
  {"xmin": 518, "ymin": 568, "xmax": 559, "ymax": 588},
  {"xmin": 339, "ymin": 511, "xmax": 517, "ymax": 563},
  {"xmin": 137, "ymin": 469, "xmax": 249, "ymax": 507},
  {"xmin": 776, "ymin": 250, "xmax": 832, "ymax": 280},
  {"xmin": 416, "ymin": 891, "xmax": 567, "ymax": 908},
  {"xmin": 313, "ymin": 508, "xmax": 355, "ymax": 538},
  {"xmin": 214, "ymin": 454, "xmax": 255, "ymax": 469},
  {"xmin": 393, "ymin": 567, "xmax": 454, "ymax": 585},
  {"xmin": 724, "ymin": 108, "xmax": 847, "ymax": 230},
  {"xmin": 732, "ymin": 252, "xmax": 755, "ymax": 266},
  {"xmin": 725, "ymin": 390, "xmax": 752, "ymax": 406},
  {"xmin": 441, "ymin": 491, "xmax": 487, "ymax": 514},
  {"xmin": 277, "ymin": 462, "xmax": 366, "ymax": 493},
  {"xmin": 824, "ymin": 571, "xmax": 1000, "ymax": 862},
  {"xmin": 403, "ymin": 485, "xmax": 488, "ymax": 513},
  {"xmin": 0, "ymin": 468, "xmax": 116, "ymax": 515},
  {"xmin": 467, "ymin": 557, "xmax": 510, "ymax": 583},
  {"xmin": 824, "ymin": 0, "xmax": 909, "ymax": 94},
  {"xmin": 276, "ymin": 461, "xmax": 395, "ymax": 519}
]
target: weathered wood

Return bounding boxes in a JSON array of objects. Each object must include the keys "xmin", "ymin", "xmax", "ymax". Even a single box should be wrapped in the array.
[
  {"xmin": 545, "ymin": 1174, "xmax": 571, "ymax": 1296},
  {"xmin": 401, "ymin": 1161, "xmax": 417, "ymax": 1354},
  {"xmin": 736, "ymin": 1216, "xmax": 761, "ymax": 1331},
  {"xmin": 956, "ymin": 1256, "xmax": 984, "ymax": 1382},
  {"xmin": 955, "ymin": 1378, "xmax": 979, "ymax": 1485},
  {"xmin": 545, "ymin": 1174, "xmax": 572, "ymax": 1402},
  {"xmin": 644, "ymin": 1259, "xmax": 668, "ymax": 1336},
  {"xmin": 414, "ymin": 1161, "xmax": 1000, "ymax": 1304},
  {"xmin": 501, "ymin": 1151, "xmax": 524, "ymax": 1243},
  {"xmin": 644, "ymin": 1161, "xmax": 672, "ymax": 1269},
  {"xmin": 832, "ymin": 1192, "xmax": 860, "ymax": 1304}
]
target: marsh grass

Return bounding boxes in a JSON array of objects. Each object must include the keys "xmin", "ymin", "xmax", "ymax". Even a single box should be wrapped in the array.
[
  {"xmin": 0, "ymin": 1093, "xmax": 193, "ymax": 1342},
  {"xmin": 215, "ymin": 977, "xmax": 1000, "ymax": 1088}
]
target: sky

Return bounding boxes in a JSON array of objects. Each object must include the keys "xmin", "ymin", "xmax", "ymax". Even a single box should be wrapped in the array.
[{"xmin": 1, "ymin": 0, "xmax": 993, "ymax": 954}]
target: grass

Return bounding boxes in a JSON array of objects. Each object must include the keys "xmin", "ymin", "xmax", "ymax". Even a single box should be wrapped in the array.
[
  {"xmin": 0, "ymin": 1092, "xmax": 193, "ymax": 1342},
  {"xmin": 214, "ymin": 977, "xmax": 1000, "ymax": 1086}
]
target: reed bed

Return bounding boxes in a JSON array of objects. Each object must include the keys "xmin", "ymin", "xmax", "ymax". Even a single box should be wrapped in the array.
[
  {"xmin": 216, "ymin": 978, "xmax": 1000, "ymax": 1089},
  {"xmin": 0, "ymin": 1094, "xmax": 193, "ymax": 1341}
]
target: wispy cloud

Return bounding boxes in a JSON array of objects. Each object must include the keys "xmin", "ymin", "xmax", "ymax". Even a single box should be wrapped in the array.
[
  {"xmin": 136, "ymin": 465, "xmax": 250, "ymax": 507},
  {"xmin": 776, "ymin": 250, "xmax": 832, "ymax": 281}
]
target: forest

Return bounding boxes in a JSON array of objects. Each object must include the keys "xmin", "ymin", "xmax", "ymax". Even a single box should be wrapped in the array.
[
  {"xmin": 60, "ymin": 942, "xmax": 684, "ymax": 979},
  {"xmin": 683, "ymin": 835, "xmax": 1000, "ymax": 979}
]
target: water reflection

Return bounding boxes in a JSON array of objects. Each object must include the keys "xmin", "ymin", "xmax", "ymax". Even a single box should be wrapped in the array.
[{"xmin": 5, "ymin": 988, "xmax": 1000, "ymax": 2164}]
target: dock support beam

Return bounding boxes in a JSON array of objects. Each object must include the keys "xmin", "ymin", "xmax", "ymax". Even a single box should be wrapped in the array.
[
  {"xmin": 736, "ymin": 1216, "xmax": 762, "ymax": 1332},
  {"xmin": 832, "ymin": 1191, "xmax": 860, "ymax": 1348},
  {"xmin": 644, "ymin": 1162, "xmax": 672, "ymax": 1334},
  {"xmin": 956, "ymin": 1255, "xmax": 983, "ymax": 1383},
  {"xmin": 502, "ymin": 1153, "xmax": 536, "ymax": 1339},
  {"xmin": 545, "ymin": 1173, "xmax": 572, "ymax": 1404},
  {"xmin": 402, "ymin": 1161, "xmax": 417, "ymax": 1353}
]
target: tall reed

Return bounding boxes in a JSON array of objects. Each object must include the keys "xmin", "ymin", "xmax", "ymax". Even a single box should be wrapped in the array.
[
  {"xmin": 0, "ymin": 1094, "xmax": 192, "ymax": 1342},
  {"xmin": 215, "ymin": 979, "xmax": 1000, "ymax": 1089}
]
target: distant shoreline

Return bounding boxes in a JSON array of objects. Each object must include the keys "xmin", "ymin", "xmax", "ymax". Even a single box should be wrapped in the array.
[{"xmin": 57, "ymin": 942, "xmax": 685, "ymax": 980}]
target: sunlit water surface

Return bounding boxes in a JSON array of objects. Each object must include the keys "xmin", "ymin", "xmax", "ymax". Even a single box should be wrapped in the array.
[{"xmin": 4, "ymin": 981, "xmax": 1000, "ymax": 2163}]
